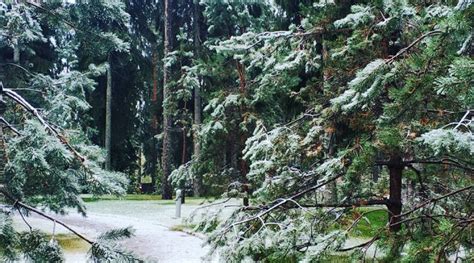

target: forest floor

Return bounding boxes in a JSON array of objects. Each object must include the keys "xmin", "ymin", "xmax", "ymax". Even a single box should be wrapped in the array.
[{"xmin": 12, "ymin": 196, "xmax": 224, "ymax": 263}]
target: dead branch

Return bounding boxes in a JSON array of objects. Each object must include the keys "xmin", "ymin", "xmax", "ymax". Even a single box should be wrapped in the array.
[{"xmin": 0, "ymin": 117, "xmax": 21, "ymax": 136}]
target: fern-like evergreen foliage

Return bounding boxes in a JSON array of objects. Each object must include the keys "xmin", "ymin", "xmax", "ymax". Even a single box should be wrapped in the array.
[{"xmin": 0, "ymin": 2, "xmax": 139, "ymax": 262}]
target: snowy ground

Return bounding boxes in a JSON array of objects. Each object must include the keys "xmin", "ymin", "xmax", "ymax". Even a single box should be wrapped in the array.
[
  {"xmin": 11, "ymin": 198, "xmax": 382, "ymax": 262},
  {"xmin": 12, "ymin": 198, "xmax": 224, "ymax": 263}
]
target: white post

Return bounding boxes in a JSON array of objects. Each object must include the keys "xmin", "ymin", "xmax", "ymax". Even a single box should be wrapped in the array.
[{"xmin": 175, "ymin": 189, "xmax": 182, "ymax": 218}]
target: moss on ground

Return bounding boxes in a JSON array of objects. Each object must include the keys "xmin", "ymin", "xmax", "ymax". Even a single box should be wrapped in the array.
[
  {"xmin": 81, "ymin": 194, "xmax": 209, "ymax": 204},
  {"xmin": 52, "ymin": 234, "xmax": 90, "ymax": 252}
]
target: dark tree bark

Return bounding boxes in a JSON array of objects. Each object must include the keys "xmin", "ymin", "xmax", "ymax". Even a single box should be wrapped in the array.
[
  {"xmin": 0, "ymin": 87, "xmax": 7, "ymax": 202},
  {"xmin": 327, "ymin": 129, "xmax": 338, "ymax": 203},
  {"xmin": 151, "ymin": 46, "xmax": 160, "ymax": 192},
  {"xmin": 236, "ymin": 61, "xmax": 249, "ymax": 206},
  {"xmin": 0, "ymin": 115, "xmax": 5, "ymax": 187},
  {"xmin": 192, "ymin": 0, "xmax": 203, "ymax": 197},
  {"xmin": 387, "ymin": 155, "xmax": 404, "ymax": 232},
  {"xmin": 161, "ymin": 0, "xmax": 173, "ymax": 200}
]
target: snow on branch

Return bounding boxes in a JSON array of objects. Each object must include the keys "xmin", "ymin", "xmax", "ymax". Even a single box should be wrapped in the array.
[{"xmin": 2, "ymin": 87, "xmax": 86, "ymax": 163}]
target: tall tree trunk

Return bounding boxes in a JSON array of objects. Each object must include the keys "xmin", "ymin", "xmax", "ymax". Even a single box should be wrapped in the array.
[
  {"xmin": 152, "ymin": 49, "xmax": 159, "ymax": 130},
  {"xmin": 161, "ymin": 0, "xmax": 173, "ymax": 200},
  {"xmin": 327, "ymin": 130, "xmax": 338, "ymax": 202},
  {"xmin": 0, "ymin": 87, "xmax": 7, "ymax": 204},
  {"xmin": 0, "ymin": 99, "xmax": 5, "ymax": 189},
  {"xmin": 236, "ymin": 61, "xmax": 249, "ymax": 206},
  {"xmin": 181, "ymin": 125, "xmax": 186, "ymax": 204},
  {"xmin": 192, "ymin": 0, "xmax": 203, "ymax": 197},
  {"xmin": 151, "ymin": 47, "xmax": 159, "ymax": 191},
  {"xmin": 388, "ymin": 155, "xmax": 404, "ymax": 232},
  {"xmin": 137, "ymin": 145, "xmax": 142, "ymax": 192},
  {"xmin": 105, "ymin": 54, "xmax": 112, "ymax": 170},
  {"xmin": 13, "ymin": 38, "xmax": 20, "ymax": 63},
  {"xmin": 320, "ymin": 33, "xmax": 338, "ymax": 203}
]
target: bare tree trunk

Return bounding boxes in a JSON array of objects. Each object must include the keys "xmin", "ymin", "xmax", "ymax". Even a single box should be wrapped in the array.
[
  {"xmin": 181, "ymin": 126, "xmax": 186, "ymax": 204},
  {"xmin": 161, "ymin": 0, "xmax": 173, "ymax": 200},
  {"xmin": 152, "ymin": 49, "xmax": 159, "ymax": 130},
  {"xmin": 192, "ymin": 0, "xmax": 203, "ymax": 197},
  {"xmin": 105, "ymin": 54, "xmax": 112, "ymax": 170},
  {"xmin": 13, "ymin": 38, "xmax": 20, "ymax": 63},
  {"xmin": 137, "ymin": 145, "xmax": 142, "ymax": 192},
  {"xmin": 151, "ymin": 47, "xmax": 159, "ymax": 191},
  {"xmin": 0, "ymin": 87, "xmax": 7, "ymax": 201},
  {"xmin": 0, "ymin": 119, "xmax": 5, "ymax": 188},
  {"xmin": 388, "ymin": 155, "xmax": 404, "ymax": 232},
  {"xmin": 0, "ymin": 125, "xmax": 6, "ymax": 204}
]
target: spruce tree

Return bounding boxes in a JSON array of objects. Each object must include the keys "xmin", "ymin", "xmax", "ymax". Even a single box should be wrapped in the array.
[{"xmin": 0, "ymin": 2, "xmax": 139, "ymax": 261}]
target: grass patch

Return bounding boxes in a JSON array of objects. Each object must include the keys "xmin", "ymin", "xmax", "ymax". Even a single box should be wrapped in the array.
[
  {"xmin": 346, "ymin": 208, "xmax": 387, "ymax": 237},
  {"xmin": 81, "ymin": 194, "xmax": 209, "ymax": 203},
  {"xmin": 170, "ymin": 224, "xmax": 197, "ymax": 232},
  {"xmin": 81, "ymin": 194, "xmax": 164, "ymax": 202},
  {"xmin": 51, "ymin": 234, "xmax": 90, "ymax": 252}
]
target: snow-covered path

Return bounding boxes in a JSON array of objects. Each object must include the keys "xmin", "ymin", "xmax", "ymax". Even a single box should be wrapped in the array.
[{"xmin": 12, "ymin": 199, "xmax": 216, "ymax": 263}]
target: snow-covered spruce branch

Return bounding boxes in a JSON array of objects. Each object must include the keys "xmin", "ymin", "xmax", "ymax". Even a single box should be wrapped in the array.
[
  {"xmin": 453, "ymin": 110, "xmax": 472, "ymax": 130},
  {"xmin": 340, "ymin": 185, "xmax": 473, "ymax": 252},
  {"xmin": 222, "ymin": 173, "xmax": 345, "ymax": 233},
  {"xmin": 375, "ymin": 157, "xmax": 473, "ymax": 172},
  {"xmin": 395, "ymin": 185, "xmax": 473, "ymax": 220},
  {"xmin": 1, "ymin": 84, "xmax": 115, "ymax": 190},
  {"xmin": 385, "ymin": 30, "xmax": 444, "ymax": 64},
  {"xmin": 298, "ymin": 199, "xmax": 388, "ymax": 208},
  {"xmin": 1, "ymin": 186, "xmax": 141, "ymax": 261},
  {"xmin": 0, "ymin": 187, "xmax": 94, "ymax": 245},
  {"xmin": 2, "ymin": 87, "xmax": 86, "ymax": 163},
  {"xmin": 440, "ymin": 110, "xmax": 473, "ymax": 131},
  {"xmin": 222, "ymin": 27, "xmax": 352, "ymax": 52},
  {"xmin": 24, "ymin": 1, "xmax": 103, "ymax": 41},
  {"xmin": 406, "ymin": 159, "xmax": 473, "ymax": 173},
  {"xmin": 242, "ymin": 28, "xmax": 324, "ymax": 50}
]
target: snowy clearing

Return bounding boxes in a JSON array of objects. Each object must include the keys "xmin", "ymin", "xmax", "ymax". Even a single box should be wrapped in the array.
[{"xmin": 13, "ymin": 199, "xmax": 220, "ymax": 263}]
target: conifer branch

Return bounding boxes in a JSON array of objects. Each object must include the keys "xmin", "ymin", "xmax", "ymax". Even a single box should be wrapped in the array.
[
  {"xmin": 0, "ymin": 187, "xmax": 94, "ymax": 245},
  {"xmin": 385, "ymin": 30, "xmax": 443, "ymax": 64},
  {"xmin": 2, "ymin": 88, "xmax": 86, "ymax": 163},
  {"xmin": 223, "ymin": 173, "xmax": 345, "ymax": 232}
]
